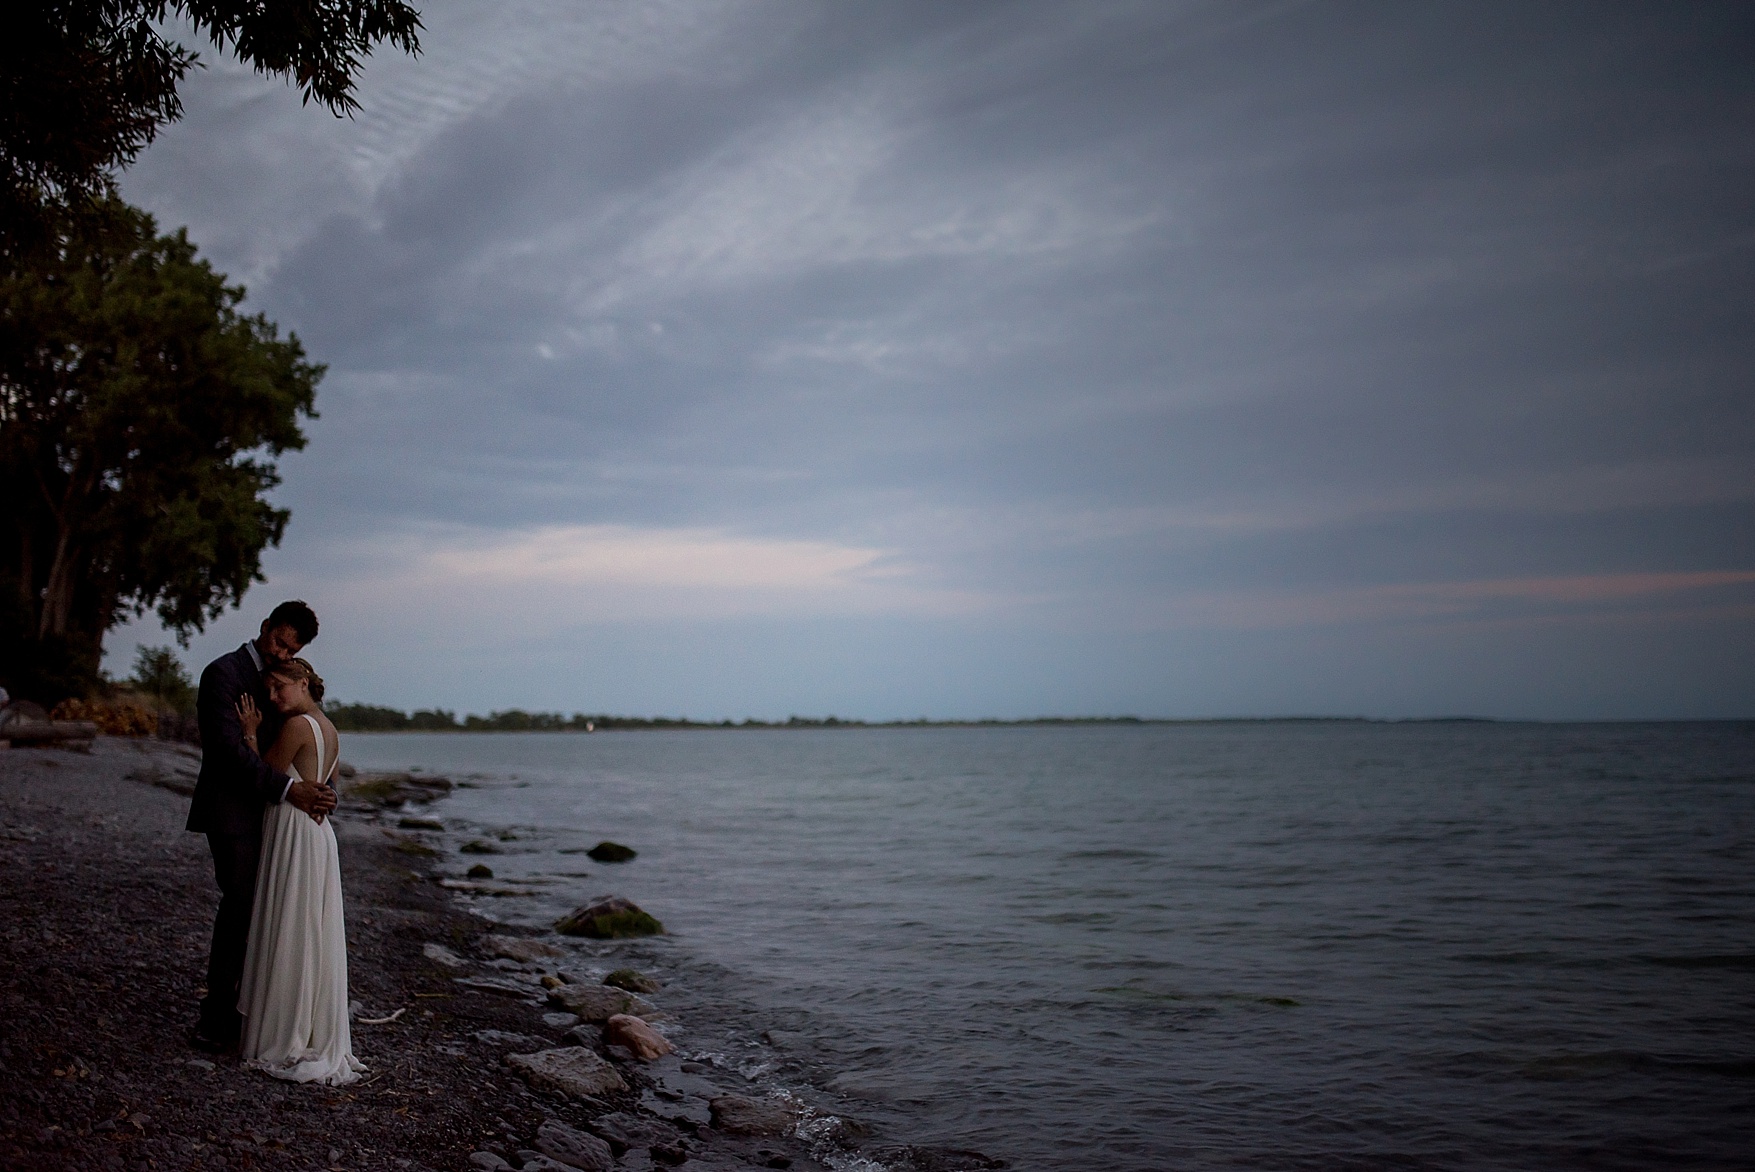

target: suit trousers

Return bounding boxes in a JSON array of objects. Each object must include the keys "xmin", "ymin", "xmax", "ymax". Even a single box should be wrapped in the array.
[{"xmin": 200, "ymin": 830, "xmax": 261, "ymax": 1040}]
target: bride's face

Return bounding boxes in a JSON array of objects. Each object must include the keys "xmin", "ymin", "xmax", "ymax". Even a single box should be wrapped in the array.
[{"xmin": 266, "ymin": 673, "xmax": 309, "ymax": 714}]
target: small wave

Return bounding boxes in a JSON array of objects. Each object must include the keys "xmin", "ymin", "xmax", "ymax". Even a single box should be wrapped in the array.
[
  {"xmin": 1641, "ymin": 953, "xmax": 1755, "ymax": 970},
  {"xmin": 1522, "ymin": 1051, "xmax": 1755, "ymax": 1080},
  {"xmin": 1029, "ymin": 911, "xmax": 1115, "ymax": 925},
  {"xmin": 1097, "ymin": 986, "xmax": 1300, "ymax": 1008},
  {"xmin": 1451, "ymin": 951, "xmax": 1559, "ymax": 965}
]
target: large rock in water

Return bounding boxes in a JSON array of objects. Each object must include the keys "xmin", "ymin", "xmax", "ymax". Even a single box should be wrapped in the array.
[
  {"xmin": 505, "ymin": 1048, "xmax": 627, "ymax": 1098},
  {"xmin": 586, "ymin": 841, "xmax": 637, "ymax": 862},
  {"xmin": 603, "ymin": 1014, "xmax": 673, "ymax": 1060},
  {"xmin": 547, "ymin": 983, "xmax": 656, "ymax": 1022},
  {"xmin": 554, "ymin": 895, "xmax": 663, "ymax": 938},
  {"xmin": 708, "ymin": 1094, "xmax": 800, "ymax": 1136},
  {"xmin": 535, "ymin": 1119, "xmax": 615, "ymax": 1172}
]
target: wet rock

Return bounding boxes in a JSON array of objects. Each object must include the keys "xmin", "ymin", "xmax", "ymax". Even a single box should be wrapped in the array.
[
  {"xmin": 866, "ymin": 1145, "xmax": 1010, "ymax": 1171},
  {"xmin": 585, "ymin": 841, "xmax": 637, "ymax": 863},
  {"xmin": 534, "ymin": 1119, "xmax": 614, "ymax": 1172},
  {"xmin": 650, "ymin": 1140, "xmax": 690, "ymax": 1165},
  {"xmin": 484, "ymin": 934, "xmax": 566, "ymax": 963},
  {"xmin": 586, "ymin": 1112, "xmax": 680, "ymax": 1155},
  {"xmin": 473, "ymin": 1030, "xmax": 542, "ymax": 1049},
  {"xmin": 803, "ymin": 1112, "xmax": 872, "ymax": 1144},
  {"xmin": 398, "ymin": 815, "xmax": 444, "ymax": 831},
  {"xmin": 603, "ymin": 967, "xmax": 661, "ymax": 993},
  {"xmin": 709, "ymin": 1094, "xmax": 799, "ymax": 1136},
  {"xmin": 554, "ymin": 895, "xmax": 663, "ymax": 938},
  {"xmin": 506, "ymin": 1048, "xmax": 627, "ymax": 1098},
  {"xmin": 547, "ymin": 983, "xmax": 657, "ymax": 1022},
  {"xmin": 423, "ymin": 942, "xmax": 466, "ymax": 968},
  {"xmin": 603, "ymin": 1014, "xmax": 673, "ymax": 1060},
  {"xmin": 461, "ymin": 840, "xmax": 501, "ymax": 855},
  {"xmin": 467, "ymin": 1154, "xmax": 511, "ymax": 1171},
  {"xmin": 543, "ymin": 1012, "xmax": 580, "ymax": 1029},
  {"xmin": 467, "ymin": 863, "xmax": 494, "ymax": 879}
]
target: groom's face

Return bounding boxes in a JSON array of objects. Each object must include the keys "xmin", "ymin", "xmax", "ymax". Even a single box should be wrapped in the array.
[{"xmin": 258, "ymin": 623, "xmax": 305, "ymax": 666}]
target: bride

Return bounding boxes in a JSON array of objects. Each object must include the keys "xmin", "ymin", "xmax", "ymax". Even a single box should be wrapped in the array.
[{"xmin": 234, "ymin": 657, "xmax": 364, "ymax": 1085}]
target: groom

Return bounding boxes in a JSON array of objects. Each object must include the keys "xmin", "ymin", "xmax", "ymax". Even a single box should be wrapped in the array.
[{"xmin": 187, "ymin": 600, "xmax": 337, "ymax": 1052}]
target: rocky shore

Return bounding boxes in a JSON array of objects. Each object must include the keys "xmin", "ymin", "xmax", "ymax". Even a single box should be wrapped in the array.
[{"xmin": 0, "ymin": 737, "xmax": 1004, "ymax": 1172}]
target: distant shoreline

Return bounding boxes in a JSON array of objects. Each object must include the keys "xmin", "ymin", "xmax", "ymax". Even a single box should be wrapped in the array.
[
  {"xmin": 325, "ymin": 707, "xmax": 1512, "ymax": 733},
  {"xmin": 324, "ymin": 711, "xmax": 1753, "ymax": 733}
]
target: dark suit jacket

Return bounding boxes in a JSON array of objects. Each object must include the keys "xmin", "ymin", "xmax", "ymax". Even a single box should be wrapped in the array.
[{"xmin": 186, "ymin": 643, "xmax": 292, "ymax": 837}]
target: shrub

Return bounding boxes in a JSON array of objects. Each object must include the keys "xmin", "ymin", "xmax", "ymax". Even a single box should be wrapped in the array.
[{"xmin": 50, "ymin": 695, "xmax": 157, "ymax": 736}]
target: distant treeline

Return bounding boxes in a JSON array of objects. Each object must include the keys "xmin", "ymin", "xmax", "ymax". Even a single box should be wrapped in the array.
[{"xmin": 324, "ymin": 704, "xmax": 1162, "ymax": 733}]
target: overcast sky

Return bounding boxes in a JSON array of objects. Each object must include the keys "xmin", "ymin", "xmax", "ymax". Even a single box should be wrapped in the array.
[{"xmin": 106, "ymin": 0, "xmax": 1755, "ymax": 720}]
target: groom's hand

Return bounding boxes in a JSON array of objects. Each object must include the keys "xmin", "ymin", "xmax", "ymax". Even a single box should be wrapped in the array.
[{"xmin": 287, "ymin": 779, "xmax": 338, "ymax": 821}]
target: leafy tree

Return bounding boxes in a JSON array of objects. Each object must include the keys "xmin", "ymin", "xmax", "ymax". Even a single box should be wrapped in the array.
[
  {"xmin": 326, "ymin": 702, "xmax": 411, "ymax": 731},
  {"xmin": 0, "ymin": 196, "xmax": 321, "ymax": 701},
  {"xmin": 325, "ymin": 703, "xmax": 463, "ymax": 731},
  {"xmin": 1, "ymin": 0, "xmax": 421, "ymax": 240},
  {"xmin": 130, "ymin": 642, "xmax": 195, "ymax": 712}
]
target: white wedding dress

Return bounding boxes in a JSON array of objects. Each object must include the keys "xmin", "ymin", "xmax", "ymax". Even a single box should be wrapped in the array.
[{"xmin": 237, "ymin": 713, "xmax": 364, "ymax": 1085}]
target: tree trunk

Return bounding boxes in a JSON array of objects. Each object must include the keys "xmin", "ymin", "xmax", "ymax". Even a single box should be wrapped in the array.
[
  {"xmin": 37, "ymin": 522, "xmax": 76, "ymax": 639},
  {"xmin": 16, "ymin": 527, "xmax": 33, "ymax": 611}
]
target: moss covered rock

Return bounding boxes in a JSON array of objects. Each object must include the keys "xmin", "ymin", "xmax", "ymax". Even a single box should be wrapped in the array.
[
  {"xmin": 603, "ymin": 968, "xmax": 661, "ymax": 993},
  {"xmin": 554, "ymin": 895, "xmax": 664, "ymax": 939},
  {"xmin": 343, "ymin": 772, "xmax": 453, "ymax": 808}
]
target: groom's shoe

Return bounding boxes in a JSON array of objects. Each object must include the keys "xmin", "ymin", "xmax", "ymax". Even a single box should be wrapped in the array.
[{"xmin": 188, "ymin": 1026, "xmax": 235, "ymax": 1055}]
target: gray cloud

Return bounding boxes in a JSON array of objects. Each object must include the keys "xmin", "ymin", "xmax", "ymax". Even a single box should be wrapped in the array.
[{"xmin": 107, "ymin": 0, "xmax": 1755, "ymax": 717}]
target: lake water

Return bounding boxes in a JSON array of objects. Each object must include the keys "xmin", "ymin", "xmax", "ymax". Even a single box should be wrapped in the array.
[{"xmin": 340, "ymin": 722, "xmax": 1755, "ymax": 1171}]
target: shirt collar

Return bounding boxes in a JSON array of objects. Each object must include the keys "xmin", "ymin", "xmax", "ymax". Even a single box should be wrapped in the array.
[{"xmin": 245, "ymin": 640, "xmax": 265, "ymax": 674}]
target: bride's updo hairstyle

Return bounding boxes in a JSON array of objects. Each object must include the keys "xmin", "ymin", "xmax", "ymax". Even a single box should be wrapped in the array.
[{"xmin": 269, "ymin": 657, "xmax": 326, "ymax": 704}]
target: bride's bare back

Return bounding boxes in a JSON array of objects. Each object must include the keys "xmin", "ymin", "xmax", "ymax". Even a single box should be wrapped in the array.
[{"xmin": 266, "ymin": 708, "xmax": 339, "ymax": 786}]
